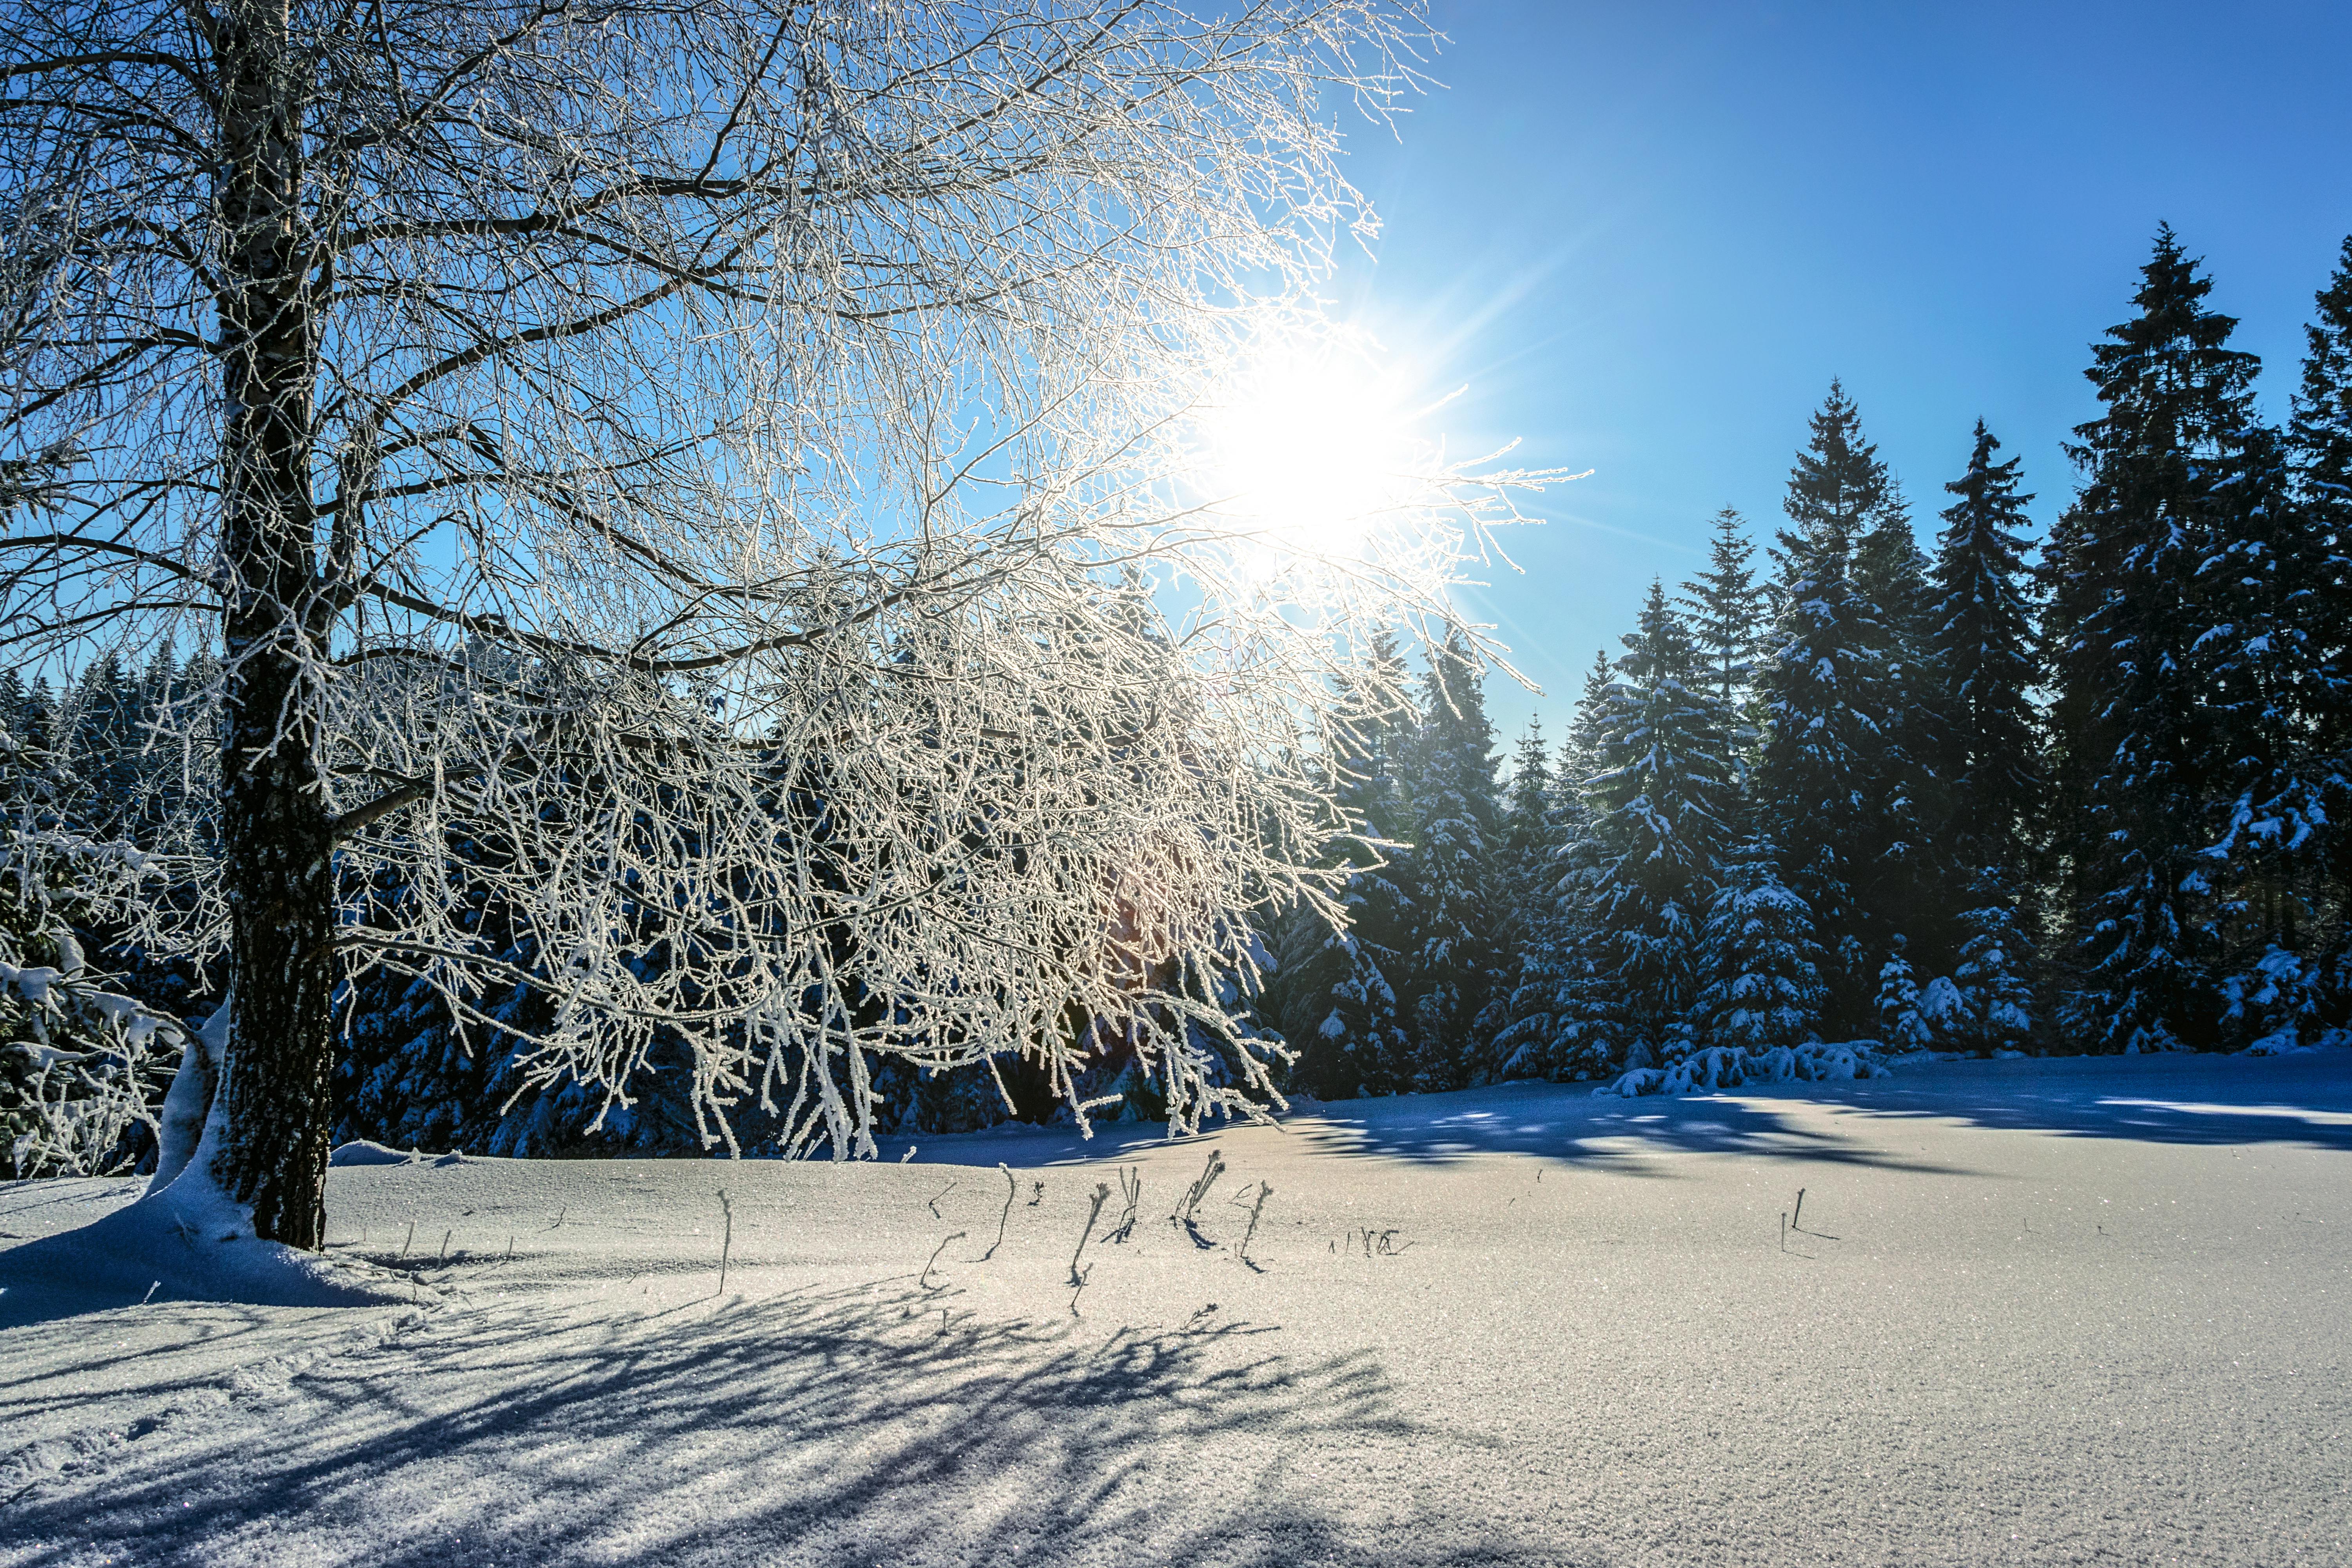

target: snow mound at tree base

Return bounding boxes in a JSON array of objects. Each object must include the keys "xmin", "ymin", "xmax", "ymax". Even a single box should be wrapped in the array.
[
  {"xmin": 326, "ymin": 1139, "xmax": 419, "ymax": 1167},
  {"xmin": 2238, "ymin": 1027, "xmax": 2352, "ymax": 1057},
  {"xmin": 1598, "ymin": 1041, "xmax": 1893, "ymax": 1097},
  {"xmin": 0, "ymin": 1171, "xmax": 423, "ymax": 1312}
]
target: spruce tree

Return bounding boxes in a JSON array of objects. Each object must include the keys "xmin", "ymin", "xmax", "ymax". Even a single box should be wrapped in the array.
[
  {"xmin": 1692, "ymin": 836, "xmax": 1826, "ymax": 1053},
  {"xmin": 1853, "ymin": 487, "xmax": 1953, "ymax": 975},
  {"xmin": 1679, "ymin": 507, "xmax": 1769, "ymax": 720},
  {"xmin": 0, "ymin": 697, "xmax": 176, "ymax": 1177},
  {"xmin": 1756, "ymin": 382, "xmax": 1903, "ymax": 1031},
  {"xmin": 1486, "ymin": 718, "xmax": 1561, "ymax": 1081},
  {"xmin": 53, "ymin": 654, "xmax": 144, "ymax": 842},
  {"xmin": 1500, "ymin": 717, "xmax": 1556, "ymax": 923},
  {"xmin": 336, "ymin": 822, "xmax": 711, "ymax": 1156},
  {"xmin": 2289, "ymin": 232, "xmax": 2352, "ymax": 555},
  {"xmin": 1497, "ymin": 652, "xmax": 1614, "ymax": 1079},
  {"xmin": 1873, "ymin": 935, "xmax": 1936, "ymax": 1053},
  {"xmin": 1929, "ymin": 421, "xmax": 2046, "ymax": 1041},
  {"xmin": 1947, "ymin": 878, "xmax": 2038, "ymax": 1054},
  {"xmin": 1932, "ymin": 423, "xmax": 2044, "ymax": 876},
  {"xmin": 1583, "ymin": 584, "xmax": 1736, "ymax": 1063},
  {"xmin": 2043, "ymin": 227, "xmax": 2259, "ymax": 1050},
  {"xmin": 2289, "ymin": 235, "xmax": 2352, "ymax": 1028},
  {"xmin": 1272, "ymin": 632, "xmax": 1415, "ymax": 1098},
  {"xmin": 2194, "ymin": 412, "xmax": 2341, "ymax": 1048},
  {"xmin": 1397, "ymin": 626, "xmax": 1504, "ymax": 1090}
]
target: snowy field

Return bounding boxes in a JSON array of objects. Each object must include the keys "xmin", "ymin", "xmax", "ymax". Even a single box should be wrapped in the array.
[{"xmin": 4, "ymin": 1053, "xmax": 2350, "ymax": 1567}]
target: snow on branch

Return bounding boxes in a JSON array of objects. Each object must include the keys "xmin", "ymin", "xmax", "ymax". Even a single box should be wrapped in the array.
[{"xmin": 0, "ymin": 0, "xmax": 1572, "ymax": 1161}]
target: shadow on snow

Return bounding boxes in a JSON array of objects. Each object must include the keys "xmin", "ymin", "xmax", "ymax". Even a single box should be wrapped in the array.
[
  {"xmin": 0, "ymin": 1277, "xmax": 1581, "ymax": 1568},
  {"xmin": 893, "ymin": 1051, "xmax": 2352, "ymax": 1173}
]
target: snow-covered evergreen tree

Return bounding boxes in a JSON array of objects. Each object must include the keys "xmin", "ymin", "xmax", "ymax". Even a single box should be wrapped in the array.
[
  {"xmin": 1492, "ymin": 652, "xmax": 1610, "ymax": 1079},
  {"xmin": 1679, "ymin": 507, "xmax": 1769, "ymax": 722},
  {"xmin": 1874, "ymin": 935, "xmax": 1937, "ymax": 1053},
  {"xmin": 1691, "ymin": 836, "xmax": 1825, "ymax": 1053},
  {"xmin": 2294, "ymin": 235, "xmax": 2352, "ymax": 528},
  {"xmin": 1929, "ymin": 420, "xmax": 2045, "ymax": 1040},
  {"xmin": 1486, "ymin": 716, "xmax": 1566, "ymax": 1076},
  {"xmin": 1583, "ymin": 584, "xmax": 1736, "ymax": 1064},
  {"xmin": 1852, "ymin": 488, "xmax": 1954, "ymax": 974},
  {"xmin": 2290, "ymin": 234, "xmax": 2352, "ymax": 1030},
  {"xmin": 1272, "ymin": 632, "xmax": 1415, "ymax": 1100},
  {"xmin": 1932, "ymin": 425, "xmax": 2044, "ymax": 871},
  {"xmin": 1946, "ymin": 878, "xmax": 2037, "ymax": 1054},
  {"xmin": 1397, "ymin": 626, "xmax": 1504, "ymax": 1091},
  {"xmin": 1756, "ymin": 383, "xmax": 1902, "ymax": 1032},
  {"xmin": 335, "ymin": 825, "xmax": 713, "ymax": 1156},
  {"xmin": 62, "ymin": 655, "xmax": 145, "ymax": 839},
  {"xmin": 2194, "ymin": 414, "xmax": 2344, "ymax": 1048},
  {"xmin": 1501, "ymin": 717, "xmax": 1556, "ymax": 921},
  {"xmin": 2044, "ymin": 227, "xmax": 2257, "ymax": 1050}
]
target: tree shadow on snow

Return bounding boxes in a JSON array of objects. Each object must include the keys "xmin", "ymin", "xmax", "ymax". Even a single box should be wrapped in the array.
[
  {"xmin": 1267, "ymin": 1052, "xmax": 2352, "ymax": 1170},
  {"xmin": 1847, "ymin": 1051, "xmax": 2352, "ymax": 1153},
  {"xmin": 0, "ymin": 1277, "xmax": 1592, "ymax": 1568},
  {"xmin": 1276, "ymin": 1083, "xmax": 1975, "ymax": 1176}
]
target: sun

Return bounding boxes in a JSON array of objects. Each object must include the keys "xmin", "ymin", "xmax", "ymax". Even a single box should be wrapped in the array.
[{"xmin": 1196, "ymin": 345, "xmax": 1416, "ymax": 555}]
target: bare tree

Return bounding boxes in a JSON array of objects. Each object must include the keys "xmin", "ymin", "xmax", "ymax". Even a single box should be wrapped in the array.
[{"xmin": 0, "ymin": 0, "xmax": 1548, "ymax": 1262}]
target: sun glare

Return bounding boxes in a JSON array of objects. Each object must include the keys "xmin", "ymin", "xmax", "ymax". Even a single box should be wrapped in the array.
[{"xmin": 1197, "ymin": 348, "xmax": 1417, "ymax": 556}]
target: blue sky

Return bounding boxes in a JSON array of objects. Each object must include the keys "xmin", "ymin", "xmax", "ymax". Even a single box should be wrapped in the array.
[{"xmin": 1324, "ymin": 0, "xmax": 2352, "ymax": 743}]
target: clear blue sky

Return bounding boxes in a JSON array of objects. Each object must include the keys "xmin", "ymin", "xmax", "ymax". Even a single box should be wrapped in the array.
[{"xmin": 1326, "ymin": 0, "xmax": 2352, "ymax": 744}]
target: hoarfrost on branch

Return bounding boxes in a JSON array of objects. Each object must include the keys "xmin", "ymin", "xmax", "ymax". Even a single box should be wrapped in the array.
[{"xmin": 0, "ymin": 0, "xmax": 1562, "ymax": 1165}]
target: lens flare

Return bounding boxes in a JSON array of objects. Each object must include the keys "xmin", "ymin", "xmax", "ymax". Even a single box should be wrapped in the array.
[{"xmin": 1197, "ymin": 346, "xmax": 1414, "ymax": 555}]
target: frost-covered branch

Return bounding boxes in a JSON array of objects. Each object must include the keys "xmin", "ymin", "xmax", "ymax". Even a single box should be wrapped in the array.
[{"xmin": 0, "ymin": 0, "xmax": 1561, "ymax": 1236}]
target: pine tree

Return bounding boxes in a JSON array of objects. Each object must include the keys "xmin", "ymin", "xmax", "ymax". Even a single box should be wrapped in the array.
[
  {"xmin": 2288, "ymin": 235, "xmax": 2352, "ymax": 1030},
  {"xmin": 1582, "ymin": 584, "xmax": 1736, "ymax": 1064},
  {"xmin": 1855, "ymin": 498, "xmax": 1934, "ymax": 644},
  {"xmin": 1932, "ymin": 423, "xmax": 2045, "ymax": 876},
  {"xmin": 1873, "ymin": 935, "xmax": 1936, "ymax": 1052},
  {"xmin": 1756, "ymin": 382, "xmax": 1903, "ymax": 1031},
  {"xmin": 1499, "ymin": 716, "xmax": 1556, "ymax": 940},
  {"xmin": 336, "ymin": 828, "xmax": 712, "ymax": 1156},
  {"xmin": 2195, "ymin": 413, "xmax": 2342, "ymax": 1048},
  {"xmin": 2305, "ymin": 230, "xmax": 2352, "ymax": 573},
  {"xmin": 60, "ymin": 653, "xmax": 144, "ymax": 840},
  {"xmin": 1679, "ymin": 507, "xmax": 1769, "ymax": 720},
  {"xmin": 1853, "ymin": 487, "xmax": 1954, "ymax": 975},
  {"xmin": 1929, "ymin": 420, "xmax": 2046, "ymax": 1041},
  {"xmin": 1501, "ymin": 719, "xmax": 1553, "ymax": 866},
  {"xmin": 2044, "ymin": 227, "xmax": 2261, "ymax": 1050},
  {"xmin": 1947, "ymin": 877, "xmax": 2037, "ymax": 1054},
  {"xmin": 1691, "ymin": 836, "xmax": 1826, "ymax": 1053},
  {"xmin": 1495, "ymin": 652, "xmax": 1613, "ymax": 1079},
  {"xmin": 1781, "ymin": 379, "xmax": 1892, "ymax": 547},
  {"xmin": 1397, "ymin": 626, "xmax": 1504, "ymax": 1090},
  {"xmin": 1489, "ymin": 714, "xmax": 1580, "ymax": 1080},
  {"xmin": 2291, "ymin": 233, "xmax": 2352, "ymax": 548},
  {"xmin": 1491, "ymin": 717, "xmax": 1562, "ymax": 1065},
  {"xmin": 1272, "ymin": 632, "xmax": 1414, "ymax": 1099}
]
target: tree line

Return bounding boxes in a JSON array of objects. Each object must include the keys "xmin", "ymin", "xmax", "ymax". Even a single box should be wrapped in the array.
[
  {"xmin": 1271, "ymin": 226, "xmax": 2352, "ymax": 1095},
  {"xmin": 9, "ymin": 224, "xmax": 2349, "ymax": 1169}
]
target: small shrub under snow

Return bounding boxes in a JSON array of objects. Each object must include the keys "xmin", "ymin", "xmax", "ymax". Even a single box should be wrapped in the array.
[{"xmin": 1596, "ymin": 1040, "xmax": 1894, "ymax": 1097}]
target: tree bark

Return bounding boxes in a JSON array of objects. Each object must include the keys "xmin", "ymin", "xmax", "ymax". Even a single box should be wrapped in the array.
[{"xmin": 208, "ymin": 0, "xmax": 337, "ymax": 1250}]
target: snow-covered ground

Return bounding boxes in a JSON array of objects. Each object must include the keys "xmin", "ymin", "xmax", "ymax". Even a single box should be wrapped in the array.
[{"xmin": 5, "ymin": 1052, "xmax": 2349, "ymax": 1566}]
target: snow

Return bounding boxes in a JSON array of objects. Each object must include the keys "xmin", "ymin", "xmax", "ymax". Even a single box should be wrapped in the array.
[{"xmin": 5, "ymin": 1051, "xmax": 2351, "ymax": 1566}]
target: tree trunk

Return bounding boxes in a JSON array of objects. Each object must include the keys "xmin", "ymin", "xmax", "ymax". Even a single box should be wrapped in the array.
[{"xmin": 209, "ymin": 1, "xmax": 336, "ymax": 1250}]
